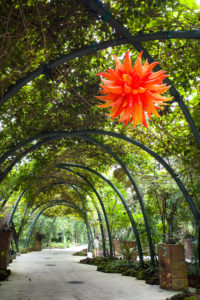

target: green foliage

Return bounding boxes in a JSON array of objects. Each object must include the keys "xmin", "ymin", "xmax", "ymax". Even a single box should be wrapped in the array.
[
  {"xmin": 0, "ymin": 0, "xmax": 200, "ymax": 262},
  {"xmin": 80, "ymin": 257, "xmax": 159, "ymax": 284},
  {"xmin": 120, "ymin": 242, "xmax": 136, "ymax": 262}
]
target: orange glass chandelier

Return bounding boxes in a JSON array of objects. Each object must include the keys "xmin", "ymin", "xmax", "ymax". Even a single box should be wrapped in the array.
[{"xmin": 96, "ymin": 51, "xmax": 172, "ymax": 128}]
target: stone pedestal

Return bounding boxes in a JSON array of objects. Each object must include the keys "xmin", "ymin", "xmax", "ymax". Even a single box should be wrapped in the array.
[
  {"xmin": 0, "ymin": 229, "xmax": 13, "ymax": 270},
  {"xmin": 158, "ymin": 244, "xmax": 188, "ymax": 291},
  {"xmin": 33, "ymin": 239, "xmax": 42, "ymax": 251}
]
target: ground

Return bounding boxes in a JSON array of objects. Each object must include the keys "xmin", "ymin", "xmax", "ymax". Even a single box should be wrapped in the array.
[{"xmin": 0, "ymin": 245, "xmax": 179, "ymax": 300}]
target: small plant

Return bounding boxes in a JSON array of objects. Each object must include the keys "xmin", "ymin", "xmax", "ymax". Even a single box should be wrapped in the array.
[
  {"xmin": 120, "ymin": 242, "xmax": 136, "ymax": 262},
  {"xmin": 73, "ymin": 249, "xmax": 87, "ymax": 256}
]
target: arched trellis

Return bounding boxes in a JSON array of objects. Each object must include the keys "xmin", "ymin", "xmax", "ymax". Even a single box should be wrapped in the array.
[
  {"xmin": 8, "ymin": 176, "xmax": 106, "ymax": 256},
  {"xmin": 30, "ymin": 181, "xmax": 106, "ymax": 256},
  {"xmin": 29, "ymin": 201, "xmax": 93, "ymax": 250},
  {"xmin": 24, "ymin": 200, "xmax": 88, "ymax": 248},
  {"xmin": 56, "ymin": 162, "xmax": 144, "ymax": 266},
  {"xmin": 0, "ymin": 1, "xmax": 198, "ymax": 231},
  {"xmin": 7, "ymin": 172, "xmax": 113, "ymax": 257},
  {"xmin": 2, "ymin": 129, "xmax": 198, "ymax": 227},
  {"xmin": 1, "ymin": 28, "xmax": 200, "ymax": 147},
  {"xmin": 28, "ymin": 183, "xmax": 93, "ymax": 252},
  {"xmin": 2, "ymin": 31, "xmax": 200, "ymax": 106},
  {"xmin": 0, "ymin": 1, "xmax": 199, "ymax": 270},
  {"xmin": 1, "ymin": 132, "xmax": 155, "ymax": 265},
  {"xmin": 81, "ymin": 0, "xmax": 200, "ymax": 148},
  {"xmin": 1, "ymin": 130, "xmax": 200, "ymax": 264},
  {"xmin": 60, "ymin": 166, "xmax": 114, "ymax": 258}
]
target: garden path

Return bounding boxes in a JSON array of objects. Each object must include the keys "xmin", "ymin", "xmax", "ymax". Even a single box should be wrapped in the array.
[{"xmin": 0, "ymin": 246, "xmax": 178, "ymax": 300}]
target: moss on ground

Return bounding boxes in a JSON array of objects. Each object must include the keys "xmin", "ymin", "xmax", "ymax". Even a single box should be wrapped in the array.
[
  {"xmin": 73, "ymin": 249, "xmax": 87, "ymax": 256},
  {"xmin": 80, "ymin": 257, "xmax": 160, "ymax": 285}
]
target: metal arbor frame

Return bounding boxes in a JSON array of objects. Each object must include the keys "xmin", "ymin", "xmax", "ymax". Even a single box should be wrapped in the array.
[
  {"xmin": 2, "ymin": 129, "xmax": 197, "ymax": 225},
  {"xmin": 1, "ymin": 31, "xmax": 200, "ymax": 107},
  {"xmin": 60, "ymin": 166, "xmax": 114, "ymax": 258},
  {"xmin": 2, "ymin": 133, "xmax": 155, "ymax": 263},
  {"xmin": 0, "ymin": 0, "xmax": 199, "ymax": 148},
  {"xmin": 0, "ymin": 0, "xmax": 199, "ymax": 268},
  {"xmin": 56, "ymin": 163, "xmax": 144, "ymax": 266},
  {"xmin": 8, "ymin": 176, "xmax": 106, "ymax": 256},
  {"xmin": 26, "ymin": 184, "xmax": 93, "ymax": 252},
  {"xmin": 24, "ymin": 200, "xmax": 87, "ymax": 248},
  {"xmin": 1, "ymin": 129, "xmax": 199, "ymax": 264}
]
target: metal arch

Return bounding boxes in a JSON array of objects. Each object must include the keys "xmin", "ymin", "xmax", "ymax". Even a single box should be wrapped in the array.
[
  {"xmin": 81, "ymin": 0, "xmax": 200, "ymax": 148},
  {"xmin": 2, "ymin": 134, "xmax": 155, "ymax": 265},
  {"xmin": 16, "ymin": 178, "xmax": 105, "ymax": 255},
  {"xmin": 2, "ymin": 130, "xmax": 199, "ymax": 263},
  {"xmin": 2, "ymin": 129, "xmax": 198, "ymax": 226},
  {"xmin": 7, "ymin": 176, "xmax": 66, "ymax": 225},
  {"xmin": 56, "ymin": 162, "xmax": 144, "ymax": 266},
  {"xmin": 59, "ymin": 166, "xmax": 114, "ymax": 258},
  {"xmin": 25, "ymin": 200, "xmax": 86, "ymax": 248},
  {"xmin": 1, "ymin": 31, "xmax": 200, "ymax": 107},
  {"xmin": 2, "ymin": 130, "xmax": 199, "ymax": 262},
  {"xmin": 29, "ymin": 184, "xmax": 93, "ymax": 251},
  {"xmin": 7, "ymin": 175, "xmax": 84, "ymax": 225},
  {"xmin": 72, "ymin": 185, "xmax": 94, "ymax": 251},
  {"xmin": 85, "ymin": 136, "xmax": 155, "ymax": 265},
  {"xmin": 13, "ymin": 182, "xmax": 65, "ymax": 240},
  {"xmin": 7, "ymin": 134, "xmax": 153, "ymax": 264}
]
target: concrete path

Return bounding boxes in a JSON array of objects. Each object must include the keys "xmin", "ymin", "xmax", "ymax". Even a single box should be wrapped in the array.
[{"xmin": 0, "ymin": 246, "xmax": 178, "ymax": 300}]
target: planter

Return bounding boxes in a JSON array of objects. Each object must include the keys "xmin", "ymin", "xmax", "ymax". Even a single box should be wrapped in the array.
[
  {"xmin": 33, "ymin": 239, "xmax": 42, "ymax": 251},
  {"xmin": 158, "ymin": 243, "xmax": 188, "ymax": 291},
  {"xmin": 0, "ymin": 229, "xmax": 13, "ymax": 270}
]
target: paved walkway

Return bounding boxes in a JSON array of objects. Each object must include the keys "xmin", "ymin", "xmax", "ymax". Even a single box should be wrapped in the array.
[{"xmin": 0, "ymin": 246, "xmax": 178, "ymax": 300}]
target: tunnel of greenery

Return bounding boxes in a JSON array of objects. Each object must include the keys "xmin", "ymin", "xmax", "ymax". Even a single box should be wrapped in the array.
[{"xmin": 0, "ymin": 0, "xmax": 200, "ymax": 277}]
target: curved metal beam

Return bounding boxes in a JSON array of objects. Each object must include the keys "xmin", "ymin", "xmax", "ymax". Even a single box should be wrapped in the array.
[
  {"xmin": 16, "ymin": 178, "xmax": 105, "ymax": 254},
  {"xmin": 85, "ymin": 136, "xmax": 155, "ymax": 265},
  {"xmin": 59, "ymin": 167, "xmax": 113, "ymax": 258},
  {"xmin": 57, "ymin": 162, "xmax": 144, "ymax": 266},
  {"xmin": 2, "ymin": 129, "xmax": 199, "ymax": 263},
  {"xmin": 25, "ymin": 200, "xmax": 86, "ymax": 248},
  {"xmin": 7, "ymin": 177, "xmax": 63, "ymax": 224},
  {"xmin": 1, "ymin": 30, "xmax": 199, "ymax": 107},
  {"xmin": 2, "ymin": 129, "xmax": 198, "ymax": 226},
  {"xmin": 2, "ymin": 133, "xmax": 155, "ymax": 264},
  {"xmin": 29, "ymin": 185, "xmax": 93, "ymax": 251},
  {"xmin": 81, "ymin": 0, "xmax": 200, "ymax": 148}
]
